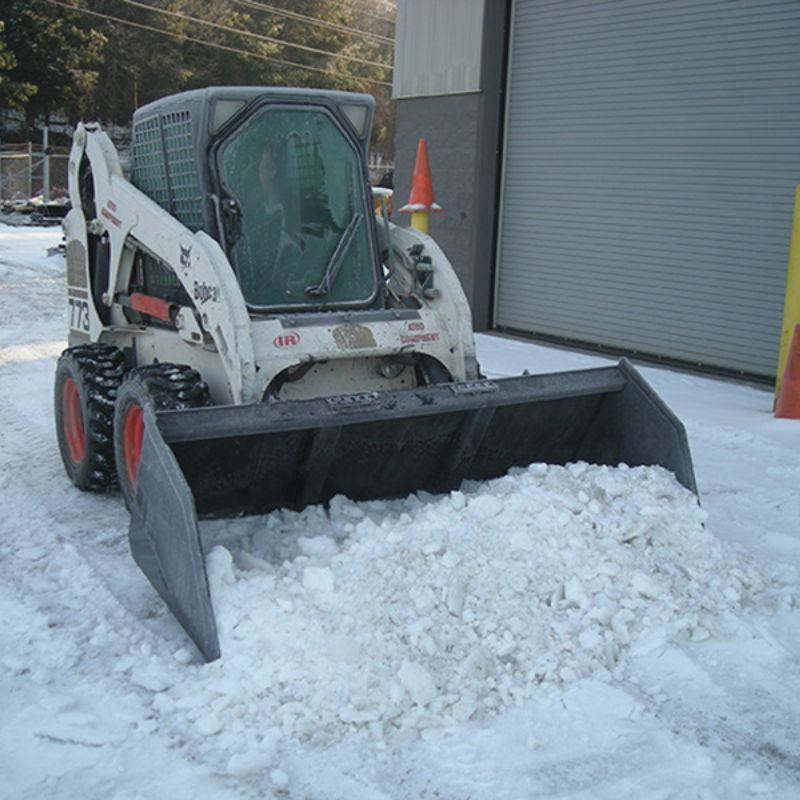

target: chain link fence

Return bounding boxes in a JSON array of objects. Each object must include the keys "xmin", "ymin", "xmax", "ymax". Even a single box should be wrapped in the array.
[
  {"xmin": 0, "ymin": 144, "xmax": 390, "ymax": 203},
  {"xmin": 0, "ymin": 145, "xmax": 70, "ymax": 203}
]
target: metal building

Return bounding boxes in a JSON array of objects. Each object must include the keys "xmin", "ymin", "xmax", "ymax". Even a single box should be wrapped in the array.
[{"xmin": 393, "ymin": 0, "xmax": 800, "ymax": 379}]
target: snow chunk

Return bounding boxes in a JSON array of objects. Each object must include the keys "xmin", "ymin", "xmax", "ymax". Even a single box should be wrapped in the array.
[
  {"xmin": 467, "ymin": 494, "xmax": 504, "ymax": 520},
  {"xmin": 398, "ymin": 660, "xmax": 438, "ymax": 706},
  {"xmin": 195, "ymin": 713, "xmax": 223, "ymax": 736},
  {"xmin": 206, "ymin": 546, "xmax": 235, "ymax": 586},
  {"xmin": 445, "ymin": 573, "xmax": 468, "ymax": 616},
  {"xmin": 302, "ymin": 566, "xmax": 335, "ymax": 593},
  {"xmin": 270, "ymin": 768, "xmax": 290, "ymax": 789},
  {"xmin": 225, "ymin": 750, "xmax": 274, "ymax": 776},
  {"xmin": 298, "ymin": 536, "xmax": 339, "ymax": 558}
]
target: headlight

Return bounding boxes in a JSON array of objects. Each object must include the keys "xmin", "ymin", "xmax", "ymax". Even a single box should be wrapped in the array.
[{"xmin": 377, "ymin": 358, "xmax": 406, "ymax": 379}]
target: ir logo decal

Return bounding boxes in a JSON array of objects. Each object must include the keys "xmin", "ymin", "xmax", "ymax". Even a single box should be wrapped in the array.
[{"xmin": 273, "ymin": 332, "xmax": 301, "ymax": 349}]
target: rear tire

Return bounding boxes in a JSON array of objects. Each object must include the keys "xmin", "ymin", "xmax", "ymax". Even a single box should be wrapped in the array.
[
  {"xmin": 54, "ymin": 344, "xmax": 126, "ymax": 491},
  {"xmin": 113, "ymin": 364, "xmax": 212, "ymax": 510}
]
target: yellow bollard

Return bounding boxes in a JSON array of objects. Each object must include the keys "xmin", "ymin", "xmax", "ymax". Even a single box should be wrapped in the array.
[
  {"xmin": 776, "ymin": 185, "xmax": 800, "ymax": 402},
  {"xmin": 410, "ymin": 210, "xmax": 429, "ymax": 235}
]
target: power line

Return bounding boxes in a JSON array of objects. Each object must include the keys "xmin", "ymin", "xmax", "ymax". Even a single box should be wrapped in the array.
[
  {"xmin": 328, "ymin": 0, "xmax": 396, "ymax": 26},
  {"xmin": 273, "ymin": 0, "xmax": 396, "ymax": 27},
  {"xmin": 43, "ymin": 0, "xmax": 392, "ymax": 86},
  {"xmin": 113, "ymin": 0, "xmax": 392, "ymax": 72},
  {"xmin": 231, "ymin": 0, "xmax": 394, "ymax": 45}
]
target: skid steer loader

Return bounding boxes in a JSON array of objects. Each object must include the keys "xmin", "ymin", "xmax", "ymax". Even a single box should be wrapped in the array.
[{"xmin": 54, "ymin": 87, "xmax": 696, "ymax": 662}]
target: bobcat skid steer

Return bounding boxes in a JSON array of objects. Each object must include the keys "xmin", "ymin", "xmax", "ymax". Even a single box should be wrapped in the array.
[{"xmin": 54, "ymin": 87, "xmax": 696, "ymax": 661}]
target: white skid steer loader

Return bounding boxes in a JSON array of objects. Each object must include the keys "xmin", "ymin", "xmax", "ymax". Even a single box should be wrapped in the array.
[{"xmin": 54, "ymin": 87, "xmax": 696, "ymax": 661}]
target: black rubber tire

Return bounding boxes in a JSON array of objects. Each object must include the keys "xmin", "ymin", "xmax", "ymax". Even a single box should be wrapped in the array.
[
  {"xmin": 54, "ymin": 344, "xmax": 126, "ymax": 491},
  {"xmin": 113, "ymin": 363, "xmax": 212, "ymax": 511}
]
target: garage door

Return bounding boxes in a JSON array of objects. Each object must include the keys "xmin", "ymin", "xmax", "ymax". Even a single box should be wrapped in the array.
[{"xmin": 495, "ymin": 0, "xmax": 800, "ymax": 377}]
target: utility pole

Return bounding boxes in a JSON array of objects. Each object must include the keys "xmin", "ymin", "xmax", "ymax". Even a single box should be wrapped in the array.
[{"xmin": 43, "ymin": 126, "xmax": 50, "ymax": 202}]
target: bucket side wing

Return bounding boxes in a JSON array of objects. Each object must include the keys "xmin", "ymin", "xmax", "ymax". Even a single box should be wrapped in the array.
[
  {"xmin": 128, "ymin": 406, "xmax": 221, "ymax": 662},
  {"xmin": 576, "ymin": 359, "xmax": 698, "ymax": 494}
]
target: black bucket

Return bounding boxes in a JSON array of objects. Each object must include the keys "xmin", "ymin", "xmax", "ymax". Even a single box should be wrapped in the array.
[{"xmin": 129, "ymin": 359, "xmax": 697, "ymax": 661}]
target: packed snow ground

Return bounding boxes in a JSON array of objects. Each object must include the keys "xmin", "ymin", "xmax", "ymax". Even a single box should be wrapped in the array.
[{"xmin": 1, "ymin": 224, "xmax": 799, "ymax": 799}]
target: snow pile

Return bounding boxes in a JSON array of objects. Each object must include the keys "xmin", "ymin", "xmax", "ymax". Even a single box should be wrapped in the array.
[{"xmin": 149, "ymin": 462, "xmax": 784, "ymax": 761}]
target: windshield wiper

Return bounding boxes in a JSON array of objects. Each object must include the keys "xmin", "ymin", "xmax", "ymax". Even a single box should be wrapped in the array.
[{"xmin": 305, "ymin": 213, "xmax": 362, "ymax": 299}]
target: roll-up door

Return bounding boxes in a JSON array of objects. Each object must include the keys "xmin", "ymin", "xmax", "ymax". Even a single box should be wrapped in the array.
[{"xmin": 495, "ymin": 0, "xmax": 800, "ymax": 377}]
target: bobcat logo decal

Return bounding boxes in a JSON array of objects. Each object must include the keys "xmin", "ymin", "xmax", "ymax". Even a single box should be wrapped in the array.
[{"xmin": 179, "ymin": 245, "xmax": 192, "ymax": 270}]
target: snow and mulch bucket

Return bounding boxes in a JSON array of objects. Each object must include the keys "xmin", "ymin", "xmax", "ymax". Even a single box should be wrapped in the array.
[{"xmin": 128, "ymin": 359, "xmax": 698, "ymax": 662}]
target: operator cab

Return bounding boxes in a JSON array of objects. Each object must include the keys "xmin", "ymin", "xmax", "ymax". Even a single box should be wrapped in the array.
[{"xmin": 130, "ymin": 87, "xmax": 382, "ymax": 315}]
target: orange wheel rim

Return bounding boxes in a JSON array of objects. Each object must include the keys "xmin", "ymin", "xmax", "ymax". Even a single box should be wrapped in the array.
[
  {"xmin": 62, "ymin": 378, "xmax": 85, "ymax": 465},
  {"xmin": 123, "ymin": 403, "xmax": 144, "ymax": 488}
]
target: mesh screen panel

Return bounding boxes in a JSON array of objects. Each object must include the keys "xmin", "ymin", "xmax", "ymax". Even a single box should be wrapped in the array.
[
  {"xmin": 132, "ymin": 115, "xmax": 169, "ymax": 210},
  {"xmin": 162, "ymin": 111, "xmax": 203, "ymax": 231},
  {"xmin": 132, "ymin": 111, "xmax": 203, "ymax": 231}
]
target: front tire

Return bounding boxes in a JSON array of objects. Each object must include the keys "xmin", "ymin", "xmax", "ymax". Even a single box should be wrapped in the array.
[
  {"xmin": 54, "ymin": 344, "xmax": 125, "ymax": 490},
  {"xmin": 113, "ymin": 364, "xmax": 212, "ymax": 510}
]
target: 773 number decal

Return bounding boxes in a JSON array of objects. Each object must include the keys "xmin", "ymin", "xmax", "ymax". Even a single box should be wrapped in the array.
[{"xmin": 68, "ymin": 297, "xmax": 90, "ymax": 332}]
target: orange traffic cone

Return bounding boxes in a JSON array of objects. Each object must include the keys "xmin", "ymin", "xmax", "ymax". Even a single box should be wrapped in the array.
[
  {"xmin": 399, "ymin": 138, "xmax": 442, "ymax": 233},
  {"xmin": 776, "ymin": 324, "xmax": 800, "ymax": 418}
]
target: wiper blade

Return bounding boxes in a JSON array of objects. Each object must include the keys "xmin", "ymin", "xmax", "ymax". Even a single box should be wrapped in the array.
[{"xmin": 305, "ymin": 213, "xmax": 362, "ymax": 299}]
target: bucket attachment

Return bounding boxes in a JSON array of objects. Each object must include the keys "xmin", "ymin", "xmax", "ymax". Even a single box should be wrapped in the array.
[{"xmin": 128, "ymin": 359, "xmax": 696, "ymax": 661}]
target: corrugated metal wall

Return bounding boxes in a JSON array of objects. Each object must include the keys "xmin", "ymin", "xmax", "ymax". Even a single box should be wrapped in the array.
[
  {"xmin": 393, "ymin": 0, "xmax": 484, "ymax": 98},
  {"xmin": 495, "ymin": 0, "xmax": 800, "ymax": 377}
]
